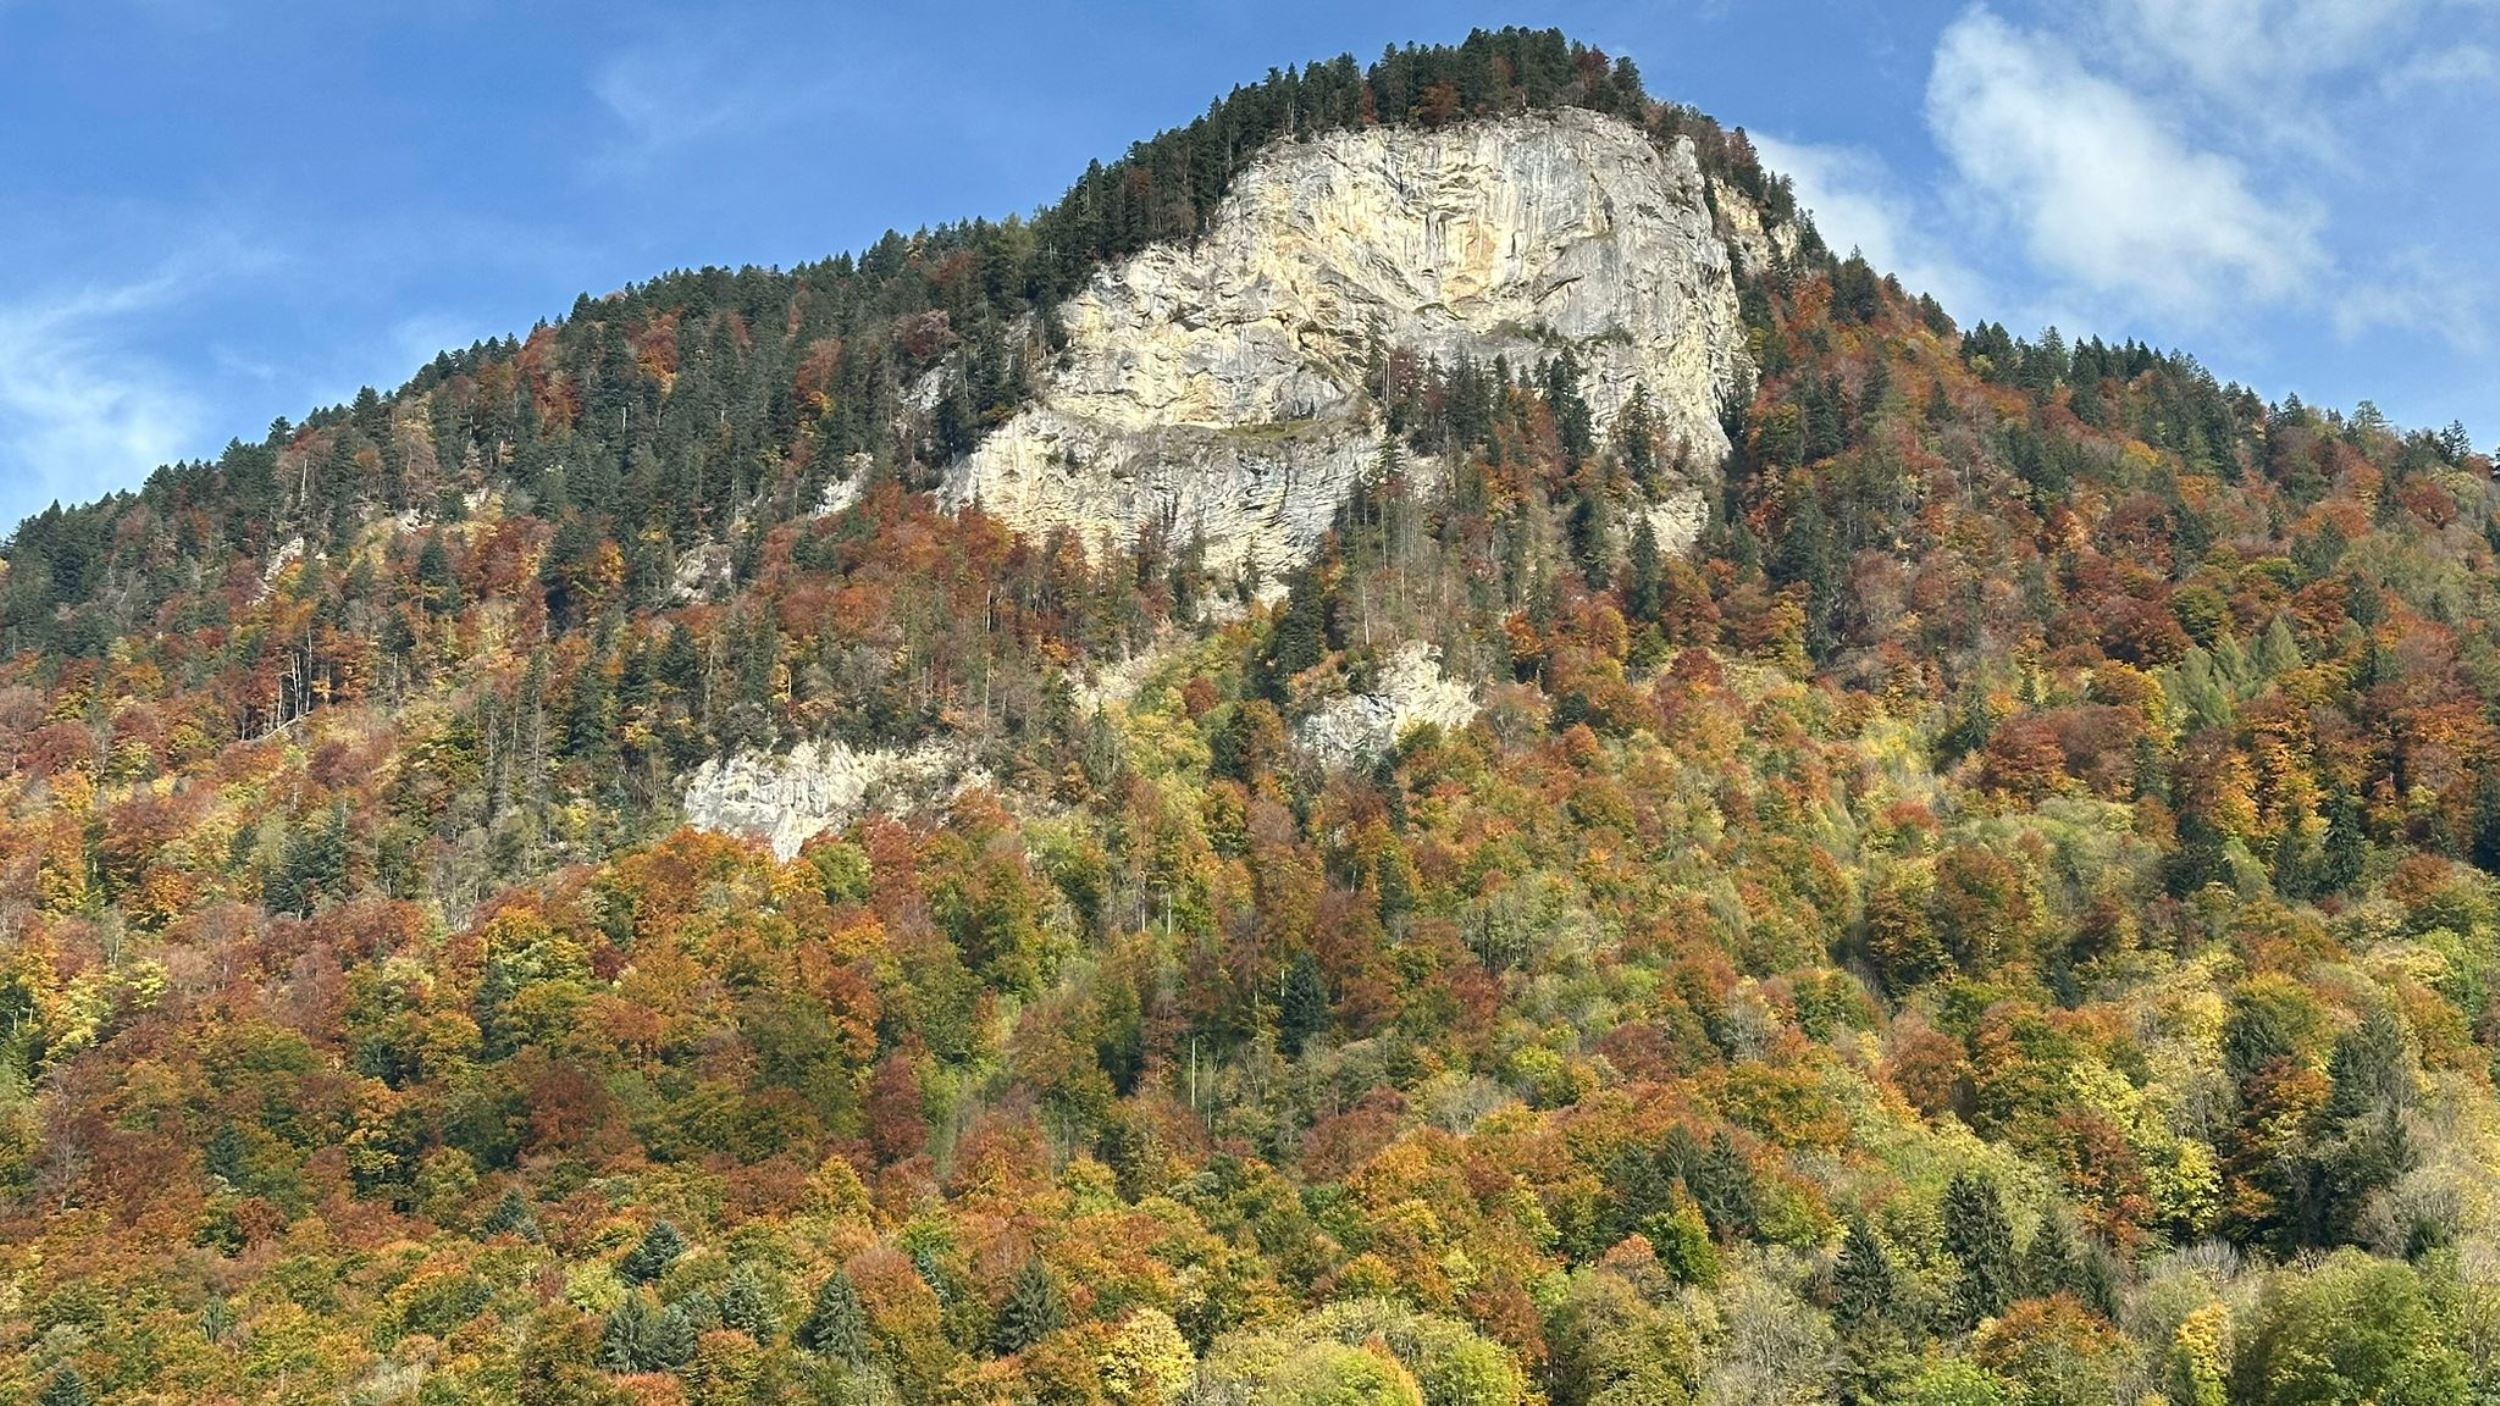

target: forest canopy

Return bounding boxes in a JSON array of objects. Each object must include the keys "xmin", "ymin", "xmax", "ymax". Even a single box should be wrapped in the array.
[{"xmin": 3, "ymin": 25, "xmax": 2499, "ymax": 1406}]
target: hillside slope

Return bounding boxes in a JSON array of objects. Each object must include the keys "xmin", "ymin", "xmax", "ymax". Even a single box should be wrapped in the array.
[{"xmin": 5, "ymin": 26, "xmax": 2500, "ymax": 1406}]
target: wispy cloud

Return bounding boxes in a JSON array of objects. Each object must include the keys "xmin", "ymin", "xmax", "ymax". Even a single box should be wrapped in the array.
[
  {"xmin": 585, "ymin": 28, "xmax": 868, "ymax": 178},
  {"xmin": 2330, "ymin": 249, "xmax": 2493, "ymax": 352},
  {"xmin": 2085, "ymin": 0, "xmax": 2500, "ymax": 156},
  {"xmin": 1749, "ymin": 133, "xmax": 1988, "ymax": 317},
  {"xmin": 2374, "ymin": 42, "xmax": 2500, "ymax": 95},
  {"xmin": 1925, "ymin": 8, "xmax": 2325, "ymax": 323},
  {"xmin": 0, "ymin": 260, "xmax": 224, "ymax": 524}
]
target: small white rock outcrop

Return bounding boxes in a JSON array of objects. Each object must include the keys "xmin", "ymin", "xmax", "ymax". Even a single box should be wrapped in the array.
[
  {"xmin": 1296, "ymin": 642, "xmax": 1480, "ymax": 765},
  {"xmin": 945, "ymin": 108, "xmax": 1754, "ymax": 575},
  {"xmin": 680, "ymin": 739, "xmax": 967, "ymax": 860}
]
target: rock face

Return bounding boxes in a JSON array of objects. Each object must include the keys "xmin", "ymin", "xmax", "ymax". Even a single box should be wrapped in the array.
[
  {"xmin": 681, "ymin": 740, "xmax": 969, "ymax": 861},
  {"xmin": 945, "ymin": 108, "xmax": 1753, "ymax": 574},
  {"xmin": 1295, "ymin": 642, "xmax": 1481, "ymax": 766}
]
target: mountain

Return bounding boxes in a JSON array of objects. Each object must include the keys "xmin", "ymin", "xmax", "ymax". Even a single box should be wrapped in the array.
[
  {"xmin": 947, "ymin": 105, "xmax": 1757, "ymax": 574},
  {"xmin": 4, "ymin": 26, "xmax": 2499, "ymax": 1406}
]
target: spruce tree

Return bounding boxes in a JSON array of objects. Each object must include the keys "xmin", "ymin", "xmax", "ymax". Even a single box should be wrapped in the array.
[
  {"xmin": 602, "ymin": 1292, "xmax": 675, "ymax": 1371},
  {"xmin": 800, "ymin": 1269, "xmax": 874, "ymax": 1364},
  {"xmin": 1617, "ymin": 386, "xmax": 1658, "ymax": 491},
  {"xmin": 1279, "ymin": 951, "xmax": 1330, "ymax": 1056},
  {"xmin": 1833, "ymin": 1219, "xmax": 1899, "ymax": 1335},
  {"xmin": 719, "ymin": 1264, "xmax": 776, "ymax": 1343},
  {"xmin": 652, "ymin": 1301, "xmax": 700, "ymax": 1368},
  {"xmin": 37, "ymin": 1368, "xmax": 92, "ymax": 1406},
  {"xmin": 415, "ymin": 534, "xmax": 463, "ymax": 615},
  {"xmin": 482, "ymin": 1188, "xmax": 540, "ymax": 1242},
  {"xmin": 1942, "ymin": 1173, "xmax": 2016, "ymax": 1326},
  {"xmin": 1542, "ymin": 354, "xmax": 1594, "ymax": 465},
  {"xmin": 621, "ymin": 1220, "xmax": 686, "ymax": 1284},
  {"xmin": 2022, "ymin": 1215, "xmax": 2082, "ymax": 1302},
  {"xmin": 2319, "ymin": 790, "xmax": 2367, "ymax": 895},
  {"xmin": 992, "ymin": 1255, "xmax": 1065, "ymax": 1355},
  {"xmin": 1691, "ymin": 1131, "xmax": 1758, "ymax": 1240},
  {"xmin": 1625, "ymin": 514, "xmax": 1664, "ymax": 624},
  {"xmin": 2471, "ymin": 769, "xmax": 2500, "ymax": 876}
]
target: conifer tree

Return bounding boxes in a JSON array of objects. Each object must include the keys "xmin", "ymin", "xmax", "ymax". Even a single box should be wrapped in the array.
[
  {"xmin": 482, "ymin": 1188, "xmax": 540, "ymax": 1242},
  {"xmin": 992, "ymin": 1255, "xmax": 1065, "ymax": 1354},
  {"xmin": 37, "ymin": 1368, "xmax": 92, "ymax": 1406},
  {"xmin": 602, "ymin": 1291, "xmax": 696, "ymax": 1371},
  {"xmin": 1942, "ymin": 1173, "xmax": 2016, "ymax": 1326},
  {"xmin": 1280, "ymin": 951, "xmax": 1330, "ymax": 1056},
  {"xmin": 801, "ymin": 1269, "xmax": 874, "ymax": 1364},
  {"xmin": 720, "ymin": 1264, "xmax": 776, "ymax": 1343},
  {"xmin": 1833, "ymin": 1219, "xmax": 1900, "ymax": 1335},
  {"xmin": 621, "ymin": 1220, "xmax": 686, "ymax": 1284},
  {"xmin": 2022, "ymin": 1215, "xmax": 2083, "ymax": 1303}
]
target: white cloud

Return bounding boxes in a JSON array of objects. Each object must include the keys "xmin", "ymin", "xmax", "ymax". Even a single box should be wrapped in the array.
[
  {"xmin": 2330, "ymin": 250, "xmax": 2492, "ymax": 351},
  {"xmin": 0, "ymin": 272, "xmax": 202, "ymax": 525},
  {"xmin": 2375, "ymin": 42, "xmax": 2500, "ymax": 94},
  {"xmin": 590, "ymin": 46, "xmax": 770, "ymax": 166},
  {"xmin": 1749, "ymin": 134, "xmax": 1988, "ymax": 315},
  {"xmin": 2086, "ymin": 0, "xmax": 2499, "ymax": 158},
  {"xmin": 1925, "ymin": 9, "xmax": 2326, "ymax": 321},
  {"xmin": 586, "ymin": 30, "xmax": 865, "ymax": 178},
  {"xmin": 2099, "ymin": 0, "xmax": 2414, "ymax": 98}
]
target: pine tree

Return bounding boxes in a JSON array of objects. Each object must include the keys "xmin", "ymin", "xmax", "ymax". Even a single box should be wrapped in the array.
[
  {"xmin": 2022, "ymin": 1215, "xmax": 2082, "ymax": 1302},
  {"xmin": 621, "ymin": 1220, "xmax": 686, "ymax": 1283},
  {"xmin": 1618, "ymin": 386, "xmax": 1658, "ymax": 491},
  {"xmin": 1279, "ymin": 951, "xmax": 1330, "ymax": 1056},
  {"xmin": 2288, "ymin": 1006, "xmax": 2416, "ymax": 1248},
  {"xmin": 1942, "ymin": 1173, "xmax": 2016, "ymax": 1326},
  {"xmin": 1771, "ymin": 493, "xmax": 1840, "ymax": 659},
  {"xmin": 1625, "ymin": 513, "xmax": 1665, "ymax": 625},
  {"xmin": 1643, "ymin": 1189, "xmax": 1720, "ymax": 1286},
  {"xmin": 603, "ymin": 1291, "xmax": 695, "ymax": 1372},
  {"xmin": 37, "ymin": 1368, "xmax": 92, "ymax": 1406},
  {"xmin": 416, "ymin": 534, "xmax": 463, "ymax": 615},
  {"xmin": 704, "ymin": 1266, "xmax": 767, "ymax": 1344},
  {"xmin": 1691, "ymin": 1131, "xmax": 1757, "ymax": 1240},
  {"xmin": 2319, "ymin": 790, "xmax": 2367, "ymax": 895},
  {"xmin": 1833, "ymin": 1219, "xmax": 1900, "ymax": 1335},
  {"xmin": 800, "ymin": 1269, "xmax": 874, "ymax": 1363},
  {"xmin": 992, "ymin": 1255, "xmax": 1065, "ymax": 1355},
  {"xmin": 482, "ymin": 1188, "xmax": 540, "ymax": 1242},
  {"xmin": 2471, "ymin": 769, "xmax": 2500, "ymax": 876},
  {"xmin": 1542, "ymin": 354, "xmax": 1594, "ymax": 465},
  {"xmin": 652, "ymin": 1302, "xmax": 700, "ymax": 1368}
]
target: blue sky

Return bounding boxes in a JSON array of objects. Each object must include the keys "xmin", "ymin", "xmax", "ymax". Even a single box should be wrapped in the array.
[{"xmin": 1, "ymin": 0, "xmax": 2493, "ymax": 532}]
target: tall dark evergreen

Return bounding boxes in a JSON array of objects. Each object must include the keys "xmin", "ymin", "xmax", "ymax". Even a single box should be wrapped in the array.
[
  {"xmin": 1625, "ymin": 514, "xmax": 1665, "ymax": 624},
  {"xmin": 2021, "ymin": 1215, "xmax": 2085, "ymax": 1303},
  {"xmin": 601, "ymin": 1291, "xmax": 697, "ymax": 1372},
  {"xmin": 620, "ymin": 1220, "xmax": 686, "ymax": 1284},
  {"xmin": 992, "ymin": 1255, "xmax": 1065, "ymax": 1355},
  {"xmin": 801, "ymin": 1270, "xmax": 873, "ymax": 1363},
  {"xmin": 1279, "ymin": 951, "xmax": 1330, "ymax": 1055},
  {"xmin": 1833, "ymin": 1219, "xmax": 1900, "ymax": 1335},
  {"xmin": 482, "ymin": 1188, "xmax": 540, "ymax": 1242},
  {"xmin": 36, "ymin": 1368, "xmax": 92, "ymax": 1406},
  {"xmin": 1941, "ymin": 1173, "xmax": 2016, "ymax": 1326}
]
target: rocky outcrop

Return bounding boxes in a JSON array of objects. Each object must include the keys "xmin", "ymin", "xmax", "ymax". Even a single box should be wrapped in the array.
[
  {"xmin": 945, "ymin": 108, "xmax": 1753, "ymax": 575},
  {"xmin": 1645, "ymin": 487, "xmax": 1711, "ymax": 558},
  {"xmin": 681, "ymin": 739, "xmax": 971, "ymax": 860},
  {"xmin": 1296, "ymin": 642, "xmax": 1480, "ymax": 765}
]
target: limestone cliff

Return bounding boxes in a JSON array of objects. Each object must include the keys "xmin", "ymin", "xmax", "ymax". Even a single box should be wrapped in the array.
[
  {"xmin": 680, "ymin": 739, "xmax": 974, "ymax": 861},
  {"xmin": 1295, "ymin": 642, "xmax": 1481, "ymax": 766},
  {"xmin": 943, "ymin": 108, "xmax": 1756, "ymax": 574}
]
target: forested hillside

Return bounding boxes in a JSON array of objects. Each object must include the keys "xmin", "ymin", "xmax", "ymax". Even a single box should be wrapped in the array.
[{"xmin": 5, "ymin": 26, "xmax": 2500, "ymax": 1406}]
